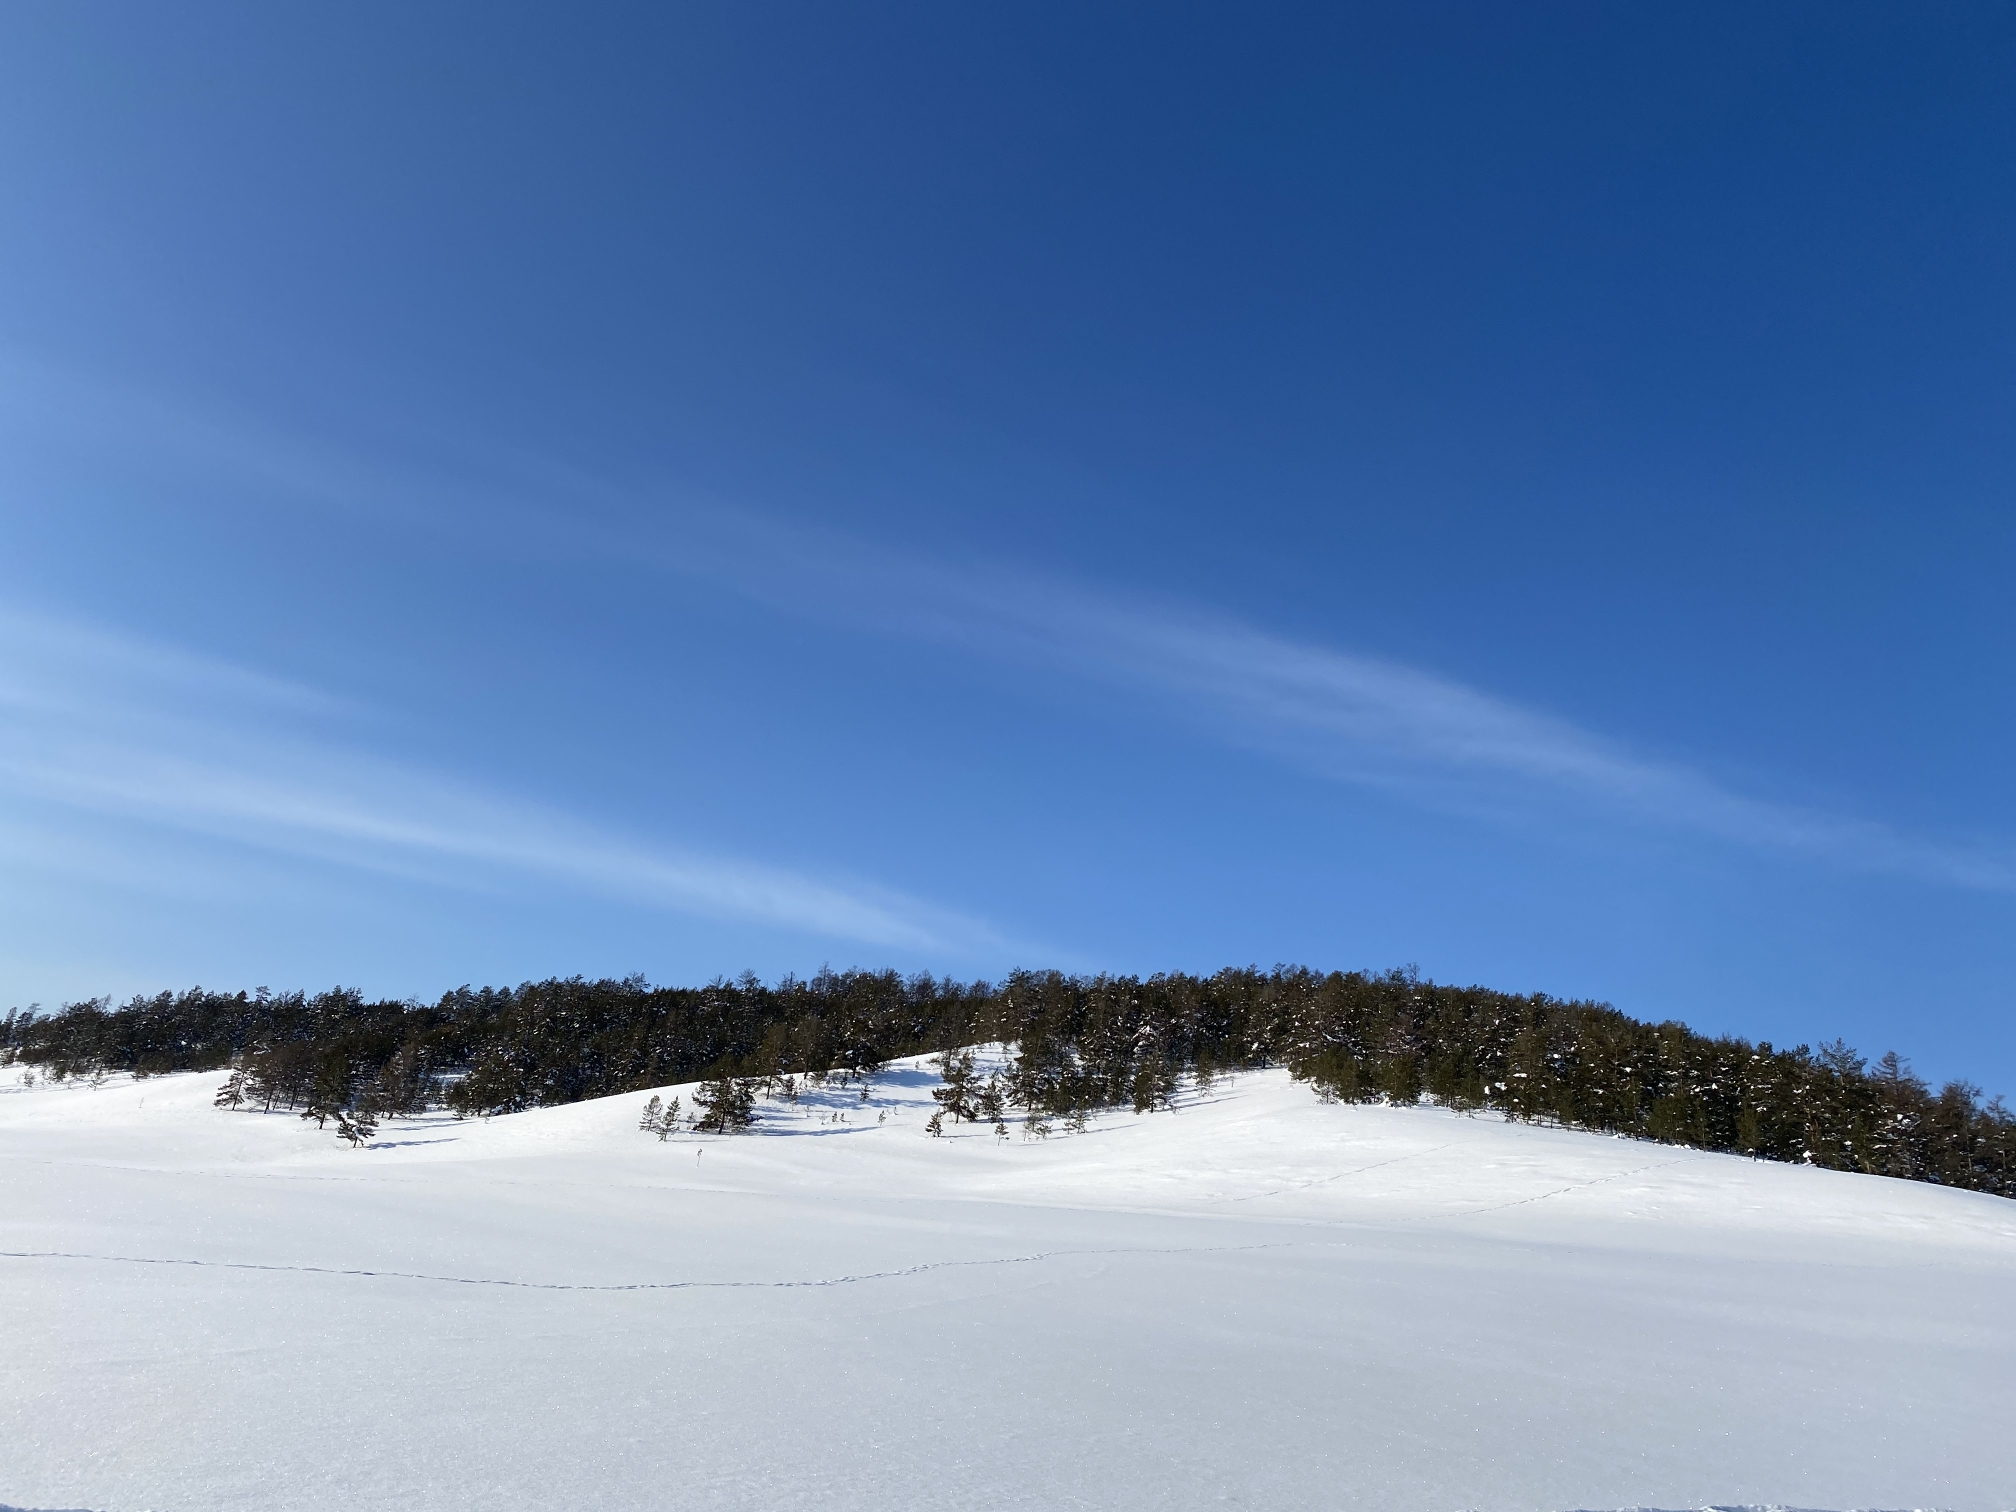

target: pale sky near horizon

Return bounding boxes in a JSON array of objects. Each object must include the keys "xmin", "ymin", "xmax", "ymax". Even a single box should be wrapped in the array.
[{"xmin": 3, "ymin": 3, "xmax": 2014, "ymax": 1092}]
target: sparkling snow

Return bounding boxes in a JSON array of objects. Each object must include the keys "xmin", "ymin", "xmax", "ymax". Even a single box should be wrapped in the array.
[{"xmin": 2, "ymin": 1056, "xmax": 2011, "ymax": 1511}]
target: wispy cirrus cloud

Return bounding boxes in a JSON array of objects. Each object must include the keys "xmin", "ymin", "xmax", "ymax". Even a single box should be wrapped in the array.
[
  {"xmin": 598, "ymin": 512, "xmax": 2016, "ymax": 893},
  {"xmin": 7, "ymin": 351, "xmax": 2011, "ymax": 897},
  {"xmin": 0, "ymin": 608, "xmax": 1011, "ymax": 956},
  {"xmin": 995, "ymin": 593, "xmax": 2016, "ymax": 891}
]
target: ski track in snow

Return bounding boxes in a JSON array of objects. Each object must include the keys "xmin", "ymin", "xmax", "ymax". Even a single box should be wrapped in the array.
[
  {"xmin": 0, "ymin": 1237, "xmax": 1310, "ymax": 1292},
  {"xmin": 0, "ymin": 1154, "xmax": 1709, "ymax": 1291},
  {"xmin": 0, "ymin": 1507, "xmax": 1966, "ymax": 1512}
]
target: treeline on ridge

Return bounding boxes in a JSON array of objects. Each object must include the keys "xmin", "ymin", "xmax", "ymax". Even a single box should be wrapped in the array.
[{"xmin": 3, "ymin": 966, "xmax": 2010, "ymax": 1198}]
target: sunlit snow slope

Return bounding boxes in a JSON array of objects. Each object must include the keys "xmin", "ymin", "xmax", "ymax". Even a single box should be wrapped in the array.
[{"xmin": 3, "ymin": 1056, "xmax": 2012, "ymax": 1512}]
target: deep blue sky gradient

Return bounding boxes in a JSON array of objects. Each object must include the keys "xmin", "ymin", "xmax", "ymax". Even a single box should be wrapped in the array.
[{"xmin": 3, "ymin": 3, "xmax": 2014, "ymax": 1091}]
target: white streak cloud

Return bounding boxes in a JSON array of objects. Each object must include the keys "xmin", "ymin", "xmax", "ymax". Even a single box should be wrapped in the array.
[
  {"xmin": 0, "ymin": 609, "xmax": 1009, "ymax": 956},
  {"xmin": 610, "ymin": 516, "xmax": 2016, "ymax": 893},
  {"xmin": 6, "ymin": 352, "xmax": 2009, "ymax": 897}
]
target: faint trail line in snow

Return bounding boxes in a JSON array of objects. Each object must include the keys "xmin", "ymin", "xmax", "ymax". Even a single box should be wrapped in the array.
[
  {"xmin": 0, "ymin": 1239, "xmax": 1315, "ymax": 1292},
  {"xmin": 1428, "ymin": 1155, "xmax": 1705, "ymax": 1219},
  {"xmin": 1217, "ymin": 1141, "xmax": 1461, "ymax": 1203},
  {"xmin": 0, "ymin": 1154, "xmax": 388, "ymax": 1185}
]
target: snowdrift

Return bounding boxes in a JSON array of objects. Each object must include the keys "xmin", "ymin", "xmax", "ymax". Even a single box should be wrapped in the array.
[{"xmin": 2, "ymin": 1056, "xmax": 2011, "ymax": 1511}]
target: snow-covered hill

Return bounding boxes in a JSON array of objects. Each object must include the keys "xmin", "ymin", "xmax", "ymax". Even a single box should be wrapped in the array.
[{"xmin": 3, "ymin": 1057, "xmax": 2011, "ymax": 1511}]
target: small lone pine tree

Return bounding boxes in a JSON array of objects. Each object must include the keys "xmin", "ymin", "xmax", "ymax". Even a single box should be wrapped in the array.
[
  {"xmin": 332, "ymin": 1106, "xmax": 377, "ymax": 1148},
  {"xmin": 932, "ymin": 1050, "xmax": 982, "ymax": 1123},
  {"xmin": 214, "ymin": 1068, "xmax": 248, "ymax": 1111},
  {"xmin": 977, "ymin": 1077, "xmax": 1006, "ymax": 1127},
  {"xmin": 693, "ymin": 1076, "xmax": 756, "ymax": 1134},
  {"xmin": 638, "ymin": 1094, "xmax": 686, "ymax": 1139}
]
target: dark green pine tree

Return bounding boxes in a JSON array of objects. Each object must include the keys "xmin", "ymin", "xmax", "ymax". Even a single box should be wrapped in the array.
[
  {"xmin": 300, "ymin": 1053, "xmax": 353, "ymax": 1130},
  {"xmin": 931, "ymin": 1050, "xmax": 982, "ymax": 1123},
  {"xmin": 7, "ymin": 964, "xmax": 2010, "ymax": 1201},
  {"xmin": 213, "ymin": 1067, "xmax": 248, "ymax": 1110},
  {"xmin": 693, "ymin": 1076, "xmax": 756, "ymax": 1133},
  {"xmin": 332, "ymin": 1105, "xmax": 377, "ymax": 1148}
]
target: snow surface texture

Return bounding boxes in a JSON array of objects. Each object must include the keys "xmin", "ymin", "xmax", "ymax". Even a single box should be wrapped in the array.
[{"xmin": 2, "ymin": 1054, "xmax": 2011, "ymax": 1512}]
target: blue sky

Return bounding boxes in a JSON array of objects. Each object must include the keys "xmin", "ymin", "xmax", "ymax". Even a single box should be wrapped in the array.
[{"xmin": 3, "ymin": 3, "xmax": 2013, "ymax": 1091}]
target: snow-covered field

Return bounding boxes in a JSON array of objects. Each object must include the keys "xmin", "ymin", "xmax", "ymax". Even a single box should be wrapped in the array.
[{"xmin": 2, "ymin": 1055, "xmax": 2011, "ymax": 1512}]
